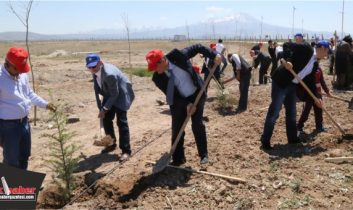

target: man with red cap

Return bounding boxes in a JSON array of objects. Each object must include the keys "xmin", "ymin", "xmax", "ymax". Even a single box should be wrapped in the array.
[
  {"xmin": 0, "ymin": 47, "xmax": 56, "ymax": 170},
  {"xmin": 146, "ymin": 44, "xmax": 221, "ymax": 165}
]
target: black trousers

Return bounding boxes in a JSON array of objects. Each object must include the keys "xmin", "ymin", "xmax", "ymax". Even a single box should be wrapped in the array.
[
  {"xmin": 238, "ymin": 72, "xmax": 251, "ymax": 110},
  {"xmin": 259, "ymin": 61, "xmax": 271, "ymax": 84},
  {"xmin": 103, "ymin": 107, "xmax": 131, "ymax": 154},
  {"xmin": 270, "ymin": 58, "xmax": 277, "ymax": 76},
  {"xmin": 170, "ymin": 95, "xmax": 208, "ymax": 162},
  {"xmin": 297, "ymin": 100, "xmax": 323, "ymax": 131}
]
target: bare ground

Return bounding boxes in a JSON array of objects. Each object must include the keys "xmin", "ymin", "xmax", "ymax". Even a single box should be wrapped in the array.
[{"xmin": 0, "ymin": 40, "xmax": 352, "ymax": 209}]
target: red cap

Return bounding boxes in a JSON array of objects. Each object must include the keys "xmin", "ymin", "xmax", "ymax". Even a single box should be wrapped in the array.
[
  {"xmin": 192, "ymin": 64, "xmax": 201, "ymax": 74},
  {"xmin": 209, "ymin": 43, "xmax": 216, "ymax": 49},
  {"xmin": 146, "ymin": 49, "xmax": 164, "ymax": 71},
  {"xmin": 6, "ymin": 47, "xmax": 30, "ymax": 73}
]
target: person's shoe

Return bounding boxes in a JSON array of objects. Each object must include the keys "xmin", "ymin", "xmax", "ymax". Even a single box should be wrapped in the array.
[
  {"xmin": 200, "ymin": 156, "xmax": 209, "ymax": 164},
  {"xmin": 119, "ymin": 153, "xmax": 130, "ymax": 162},
  {"xmin": 101, "ymin": 143, "xmax": 117, "ymax": 154},
  {"xmin": 260, "ymin": 143, "xmax": 273, "ymax": 151},
  {"xmin": 170, "ymin": 158, "xmax": 186, "ymax": 166},
  {"xmin": 288, "ymin": 138, "xmax": 302, "ymax": 144},
  {"xmin": 315, "ymin": 127, "xmax": 328, "ymax": 133},
  {"xmin": 235, "ymin": 108, "xmax": 246, "ymax": 114}
]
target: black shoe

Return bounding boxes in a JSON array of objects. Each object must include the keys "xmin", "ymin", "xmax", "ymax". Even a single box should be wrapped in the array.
[
  {"xmin": 260, "ymin": 143, "xmax": 273, "ymax": 151},
  {"xmin": 288, "ymin": 138, "xmax": 301, "ymax": 144},
  {"xmin": 235, "ymin": 108, "xmax": 246, "ymax": 114},
  {"xmin": 315, "ymin": 127, "xmax": 328, "ymax": 133},
  {"xmin": 170, "ymin": 158, "xmax": 186, "ymax": 166},
  {"xmin": 101, "ymin": 143, "xmax": 117, "ymax": 154},
  {"xmin": 200, "ymin": 157, "xmax": 209, "ymax": 164}
]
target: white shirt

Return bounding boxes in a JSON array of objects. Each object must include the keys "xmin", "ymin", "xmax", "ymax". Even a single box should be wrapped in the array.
[
  {"xmin": 275, "ymin": 46, "xmax": 283, "ymax": 57},
  {"xmin": 94, "ymin": 67, "xmax": 102, "ymax": 88},
  {"xmin": 231, "ymin": 54, "xmax": 241, "ymax": 70},
  {"xmin": 216, "ymin": 43, "xmax": 225, "ymax": 54},
  {"xmin": 168, "ymin": 62, "xmax": 197, "ymax": 98},
  {"xmin": 0, "ymin": 65, "xmax": 48, "ymax": 119}
]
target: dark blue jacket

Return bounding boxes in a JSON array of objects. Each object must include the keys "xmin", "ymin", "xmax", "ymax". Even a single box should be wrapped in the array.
[{"xmin": 152, "ymin": 44, "xmax": 217, "ymax": 104}]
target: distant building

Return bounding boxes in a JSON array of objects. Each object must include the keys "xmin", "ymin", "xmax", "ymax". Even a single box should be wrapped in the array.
[{"xmin": 173, "ymin": 35, "xmax": 187, "ymax": 42}]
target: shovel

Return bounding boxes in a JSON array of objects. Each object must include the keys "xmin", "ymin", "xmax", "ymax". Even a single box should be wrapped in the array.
[
  {"xmin": 93, "ymin": 118, "xmax": 114, "ymax": 147},
  {"xmin": 281, "ymin": 59, "xmax": 353, "ymax": 139},
  {"xmin": 152, "ymin": 62, "xmax": 220, "ymax": 174},
  {"xmin": 322, "ymin": 93, "xmax": 353, "ymax": 110}
]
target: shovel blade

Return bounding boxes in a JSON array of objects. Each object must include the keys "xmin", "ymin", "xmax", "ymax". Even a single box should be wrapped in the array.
[
  {"xmin": 152, "ymin": 153, "xmax": 171, "ymax": 174},
  {"xmin": 349, "ymin": 97, "xmax": 353, "ymax": 110}
]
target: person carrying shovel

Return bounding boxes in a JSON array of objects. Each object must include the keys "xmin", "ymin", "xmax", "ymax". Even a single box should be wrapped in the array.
[
  {"xmin": 260, "ymin": 40, "xmax": 329, "ymax": 150},
  {"xmin": 223, "ymin": 53, "xmax": 252, "ymax": 113},
  {"xmin": 146, "ymin": 44, "xmax": 221, "ymax": 166},
  {"xmin": 86, "ymin": 53, "xmax": 134, "ymax": 162},
  {"xmin": 297, "ymin": 51, "xmax": 332, "ymax": 134}
]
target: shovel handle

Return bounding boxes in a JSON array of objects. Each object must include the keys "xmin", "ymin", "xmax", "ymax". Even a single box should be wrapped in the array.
[
  {"xmin": 280, "ymin": 59, "xmax": 346, "ymax": 135},
  {"xmin": 99, "ymin": 118, "xmax": 105, "ymax": 138},
  {"xmin": 323, "ymin": 93, "xmax": 350, "ymax": 103},
  {"xmin": 170, "ymin": 62, "xmax": 219, "ymax": 155}
]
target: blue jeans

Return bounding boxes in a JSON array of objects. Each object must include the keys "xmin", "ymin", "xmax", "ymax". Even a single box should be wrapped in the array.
[
  {"xmin": 0, "ymin": 118, "xmax": 31, "ymax": 170},
  {"xmin": 261, "ymin": 81, "xmax": 298, "ymax": 144}
]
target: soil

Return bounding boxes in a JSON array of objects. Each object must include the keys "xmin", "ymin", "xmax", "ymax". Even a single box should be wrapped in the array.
[{"xmin": 0, "ymin": 40, "xmax": 352, "ymax": 209}]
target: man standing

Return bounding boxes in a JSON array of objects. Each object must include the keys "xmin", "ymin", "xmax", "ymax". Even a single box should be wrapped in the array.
[
  {"xmin": 216, "ymin": 39, "xmax": 228, "ymax": 74},
  {"xmin": 0, "ymin": 47, "xmax": 56, "ymax": 170},
  {"xmin": 86, "ymin": 54, "xmax": 134, "ymax": 162},
  {"xmin": 146, "ymin": 44, "xmax": 221, "ymax": 165},
  {"xmin": 294, "ymin": 33, "xmax": 304, "ymax": 44},
  {"xmin": 260, "ymin": 40, "xmax": 329, "ymax": 150},
  {"xmin": 268, "ymin": 40, "xmax": 277, "ymax": 76},
  {"xmin": 224, "ymin": 53, "xmax": 252, "ymax": 113}
]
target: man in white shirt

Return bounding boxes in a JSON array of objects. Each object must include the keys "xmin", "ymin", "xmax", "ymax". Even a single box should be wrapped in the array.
[
  {"xmin": 216, "ymin": 39, "xmax": 228, "ymax": 74},
  {"xmin": 0, "ymin": 47, "xmax": 56, "ymax": 170}
]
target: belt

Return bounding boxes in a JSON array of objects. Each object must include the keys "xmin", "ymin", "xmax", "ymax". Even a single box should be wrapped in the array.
[{"xmin": 0, "ymin": 116, "xmax": 28, "ymax": 123}]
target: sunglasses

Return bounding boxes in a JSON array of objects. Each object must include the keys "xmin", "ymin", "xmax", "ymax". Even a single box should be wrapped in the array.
[{"xmin": 87, "ymin": 65, "xmax": 97, "ymax": 69}]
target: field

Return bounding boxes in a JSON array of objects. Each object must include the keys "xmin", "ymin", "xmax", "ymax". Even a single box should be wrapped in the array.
[{"xmin": 1, "ymin": 40, "xmax": 353, "ymax": 209}]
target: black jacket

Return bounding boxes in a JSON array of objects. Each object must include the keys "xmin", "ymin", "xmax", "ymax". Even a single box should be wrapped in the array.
[
  {"xmin": 253, "ymin": 51, "xmax": 272, "ymax": 69},
  {"xmin": 272, "ymin": 42, "xmax": 314, "ymax": 88},
  {"xmin": 229, "ymin": 54, "xmax": 252, "ymax": 76},
  {"xmin": 152, "ymin": 44, "xmax": 217, "ymax": 104}
]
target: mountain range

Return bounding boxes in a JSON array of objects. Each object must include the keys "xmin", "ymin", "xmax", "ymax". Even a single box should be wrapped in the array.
[{"xmin": 0, "ymin": 13, "xmax": 335, "ymax": 41}]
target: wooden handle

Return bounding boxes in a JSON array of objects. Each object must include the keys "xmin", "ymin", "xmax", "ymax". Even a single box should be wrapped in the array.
[
  {"xmin": 280, "ymin": 59, "xmax": 346, "ymax": 135},
  {"xmin": 323, "ymin": 94, "xmax": 350, "ymax": 103},
  {"xmin": 146, "ymin": 161, "xmax": 246, "ymax": 183},
  {"xmin": 99, "ymin": 118, "xmax": 105, "ymax": 138},
  {"xmin": 170, "ymin": 62, "xmax": 219, "ymax": 155},
  {"xmin": 325, "ymin": 157, "xmax": 353, "ymax": 163}
]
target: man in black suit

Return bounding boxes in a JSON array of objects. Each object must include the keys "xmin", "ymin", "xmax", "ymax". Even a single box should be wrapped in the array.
[
  {"xmin": 260, "ymin": 40, "xmax": 329, "ymax": 150},
  {"xmin": 250, "ymin": 50, "xmax": 272, "ymax": 84},
  {"xmin": 146, "ymin": 44, "xmax": 221, "ymax": 165},
  {"xmin": 224, "ymin": 53, "xmax": 252, "ymax": 113}
]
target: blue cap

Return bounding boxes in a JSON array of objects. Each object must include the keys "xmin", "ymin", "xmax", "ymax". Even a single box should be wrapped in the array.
[
  {"xmin": 86, "ymin": 53, "xmax": 100, "ymax": 68},
  {"xmin": 316, "ymin": 40, "xmax": 330, "ymax": 48},
  {"xmin": 294, "ymin": 33, "xmax": 303, "ymax": 38}
]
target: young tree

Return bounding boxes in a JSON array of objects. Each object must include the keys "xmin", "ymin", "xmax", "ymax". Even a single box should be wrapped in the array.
[
  {"xmin": 121, "ymin": 13, "xmax": 132, "ymax": 83},
  {"xmin": 9, "ymin": 0, "xmax": 38, "ymax": 125},
  {"xmin": 45, "ymin": 101, "xmax": 81, "ymax": 205}
]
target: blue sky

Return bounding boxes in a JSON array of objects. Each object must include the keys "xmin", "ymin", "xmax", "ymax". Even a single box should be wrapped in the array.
[{"xmin": 0, "ymin": 0, "xmax": 352, "ymax": 36}]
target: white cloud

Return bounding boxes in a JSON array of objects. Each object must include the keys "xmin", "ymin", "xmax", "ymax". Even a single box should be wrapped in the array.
[{"xmin": 204, "ymin": 6, "xmax": 235, "ymax": 23}]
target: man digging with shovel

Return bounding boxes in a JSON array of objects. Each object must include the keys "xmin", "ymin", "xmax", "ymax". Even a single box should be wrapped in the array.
[
  {"xmin": 146, "ymin": 44, "xmax": 221, "ymax": 167},
  {"xmin": 86, "ymin": 54, "xmax": 135, "ymax": 162}
]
